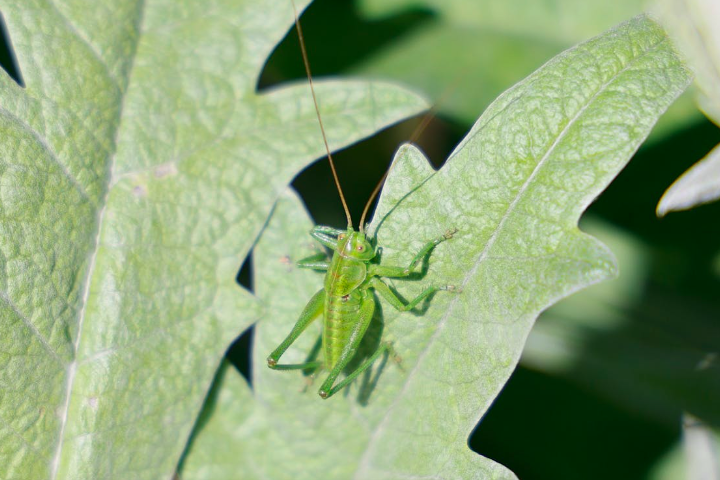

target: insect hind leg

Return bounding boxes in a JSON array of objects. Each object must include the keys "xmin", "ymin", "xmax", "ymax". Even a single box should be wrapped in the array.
[
  {"xmin": 327, "ymin": 342, "xmax": 393, "ymax": 400},
  {"xmin": 267, "ymin": 289, "xmax": 325, "ymax": 370}
]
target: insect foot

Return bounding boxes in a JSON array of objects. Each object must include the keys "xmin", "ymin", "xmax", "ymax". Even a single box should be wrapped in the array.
[
  {"xmin": 387, "ymin": 343, "xmax": 405, "ymax": 371},
  {"xmin": 300, "ymin": 375, "xmax": 316, "ymax": 393},
  {"xmin": 443, "ymin": 227, "xmax": 459, "ymax": 240},
  {"xmin": 442, "ymin": 284, "xmax": 463, "ymax": 293}
]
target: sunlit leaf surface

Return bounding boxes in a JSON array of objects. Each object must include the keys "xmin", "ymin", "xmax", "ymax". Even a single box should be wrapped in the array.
[
  {"xmin": 182, "ymin": 15, "xmax": 690, "ymax": 480},
  {"xmin": 0, "ymin": 0, "xmax": 427, "ymax": 478}
]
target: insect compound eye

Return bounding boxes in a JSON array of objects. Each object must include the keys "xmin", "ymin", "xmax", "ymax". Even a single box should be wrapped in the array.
[{"xmin": 356, "ymin": 245, "xmax": 364, "ymax": 251}]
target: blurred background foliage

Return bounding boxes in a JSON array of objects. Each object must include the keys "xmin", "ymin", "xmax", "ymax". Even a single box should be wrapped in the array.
[{"xmin": 3, "ymin": 0, "xmax": 717, "ymax": 479}]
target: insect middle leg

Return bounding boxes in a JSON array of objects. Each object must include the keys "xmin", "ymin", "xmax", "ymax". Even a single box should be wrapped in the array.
[
  {"xmin": 267, "ymin": 289, "xmax": 325, "ymax": 371},
  {"xmin": 370, "ymin": 277, "xmax": 452, "ymax": 312},
  {"xmin": 369, "ymin": 228, "xmax": 457, "ymax": 278}
]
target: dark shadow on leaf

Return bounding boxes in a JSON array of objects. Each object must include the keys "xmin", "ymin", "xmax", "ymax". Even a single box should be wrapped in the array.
[
  {"xmin": 226, "ymin": 325, "xmax": 255, "ymax": 387},
  {"xmin": 357, "ymin": 347, "xmax": 391, "ymax": 406},
  {"xmin": 0, "ymin": 13, "xmax": 24, "ymax": 87},
  {"xmin": 302, "ymin": 334, "xmax": 323, "ymax": 377},
  {"xmin": 176, "ymin": 361, "xmax": 237, "ymax": 474}
]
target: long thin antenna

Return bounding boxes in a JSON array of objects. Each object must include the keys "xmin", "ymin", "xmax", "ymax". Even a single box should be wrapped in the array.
[
  {"xmin": 291, "ymin": 0, "xmax": 353, "ymax": 229},
  {"xmin": 358, "ymin": 94, "xmax": 446, "ymax": 232}
]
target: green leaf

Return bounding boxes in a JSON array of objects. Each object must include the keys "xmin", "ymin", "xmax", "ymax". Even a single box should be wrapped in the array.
[
  {"xmin": 655, "ymin": 0, "xmax": 720, "ymax": 214},
  {"xmin": 654, "ymin": 0, "xmax": 720, "ymax": 121},
  {"xmin": 681, "ymin": 415, "xmax": 720, "ymax": 480},
  {"xmin": 0, "ymin": 0, "xmax": 427, "ymax": 478},
  {"xmin": 352, "ymin": 0, "xmax": 699, "ymax": 137},
  {"xmin": 650, "ymin": 415, "xmax": 720, "ymax": 480},
  {"xmin": 181, "ymin": 15, "xmax": 691, "ymax": 480},
  {"xmin": 361, "ymin": 0, "xmax": 642, "ymax": 43},
  {"xmin": 658, "ymin": 143, "xmax": 720, "ymax": 215}
]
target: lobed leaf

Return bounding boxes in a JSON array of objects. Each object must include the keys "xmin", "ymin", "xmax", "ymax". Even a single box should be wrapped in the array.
[
  {"xmin": 182, "ymin": 15, "xmax": 691, "ymax": 480},
  {"xmin": 0, "ymin": 0, "xmax": 427, "ymax": 478}
]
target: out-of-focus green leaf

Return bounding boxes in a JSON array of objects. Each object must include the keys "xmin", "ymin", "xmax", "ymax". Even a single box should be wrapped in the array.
[
  {"xmin": 650, "ymin": 415, "xmax": 720, "ymax": 480},
  {"xmin": 656, "ymin": 0, "xmax": 720, "ymax": 214},
  {"xmin": 658, "ymin": 143, "xmax": 720, "ymax": 215},
  {"xmin": 361, "ymin": 0, "xmax": 641, "ymax": 43},
  {"xmin": 525, "ymin": 219, "xmax": 720, "ymax": 427},
  {"xmin": 650, "ymin": 442, "xmax": 686, "ymax": 480},
  {"xmin": 683, "ymin": 414, "xmax": 720, "ymax": 480},
  {"xmin": 181, "ymin": 16, "xmax": 690, "ymax": 479},
  {"xmin": 655, "ymin": 0, "xmax": 720, "ymax": 120},
  {"xmin": 0, "ymin": 0, "xmax": 427, "ymax": 478},
  {"xmin": 352, "ymin": 0, "xmax": 699, "ymax": 137}
]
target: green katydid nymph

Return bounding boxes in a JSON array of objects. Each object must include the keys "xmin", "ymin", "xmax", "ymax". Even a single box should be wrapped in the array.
[{"xmin": 267, "ymin": 0, "xmax": 458, "ymax": 400}]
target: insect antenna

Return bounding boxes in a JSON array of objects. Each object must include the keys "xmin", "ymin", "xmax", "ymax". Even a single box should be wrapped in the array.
[
  {"xmin": 358, "ymin": 97, "xmax": 445, "ymax": 233},
  {"xmin": 291, "ymin": 0, "xmax": 353, "ymax": 229}
]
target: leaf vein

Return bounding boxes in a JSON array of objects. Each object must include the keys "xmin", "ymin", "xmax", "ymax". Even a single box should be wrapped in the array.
[
  {"xmin": 0, "ymin": 413, "xmax": 42, "ymax": 455},
  {"xmin": 0, "ymin": 106, "xmax": 93, "ymax": 205},
  {"xmin": 42, "ymin": 0, "xmax": 122, "ymax": 92},
  {"xmin": 0, "ymin": 289, "xmax": 64, "ymax": 365}
]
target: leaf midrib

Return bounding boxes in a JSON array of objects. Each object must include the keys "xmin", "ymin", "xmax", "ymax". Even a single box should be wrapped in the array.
[
  {"xmin": 353, "ymin": 34, "xmax": 667, "ymax": 478},
  {"xmin": 48, "ymin": 1, "xmax": 147, "ymax": 477}
]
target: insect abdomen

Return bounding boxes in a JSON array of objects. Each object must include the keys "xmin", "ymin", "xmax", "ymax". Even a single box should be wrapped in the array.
[{"xmin": 323, "ymin": 290, "xmax": 364, "ymax": 369}]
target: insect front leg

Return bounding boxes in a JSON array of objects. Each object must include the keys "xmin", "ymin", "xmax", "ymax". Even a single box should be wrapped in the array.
[
  {"xmin": 267, "ymin": 289, "xmax": 325, "ymax": 371},
  {"xmin": 369, "ymin": 228, "xmax": 457, "ymax": 278},
  {"xmin": 370, "ymin": 277, "xmax": 454, "ymax": 312},
  {"xmin": 297, "ymin": 252, "xmax": 330, "ymax": 270},
  {"xmin": 313, "ymin": 225, "xmax": 346, "ymax": 236},
  {"xmin": 310, "ymin": 225, "xmax": 344, "ymax": 250}
]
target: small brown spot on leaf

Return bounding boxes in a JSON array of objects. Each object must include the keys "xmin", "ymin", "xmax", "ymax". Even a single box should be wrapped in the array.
[
  {"xmin": 279, "ymin": 255, "xmax": 293, "ymax": 272},
  {"xmin": 154, "ymin": 162, "xmax": 178, "ymax": 179},
  {"xmin": 132, "ymin": 185, "xmax": 147, "ymax": 198}
]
